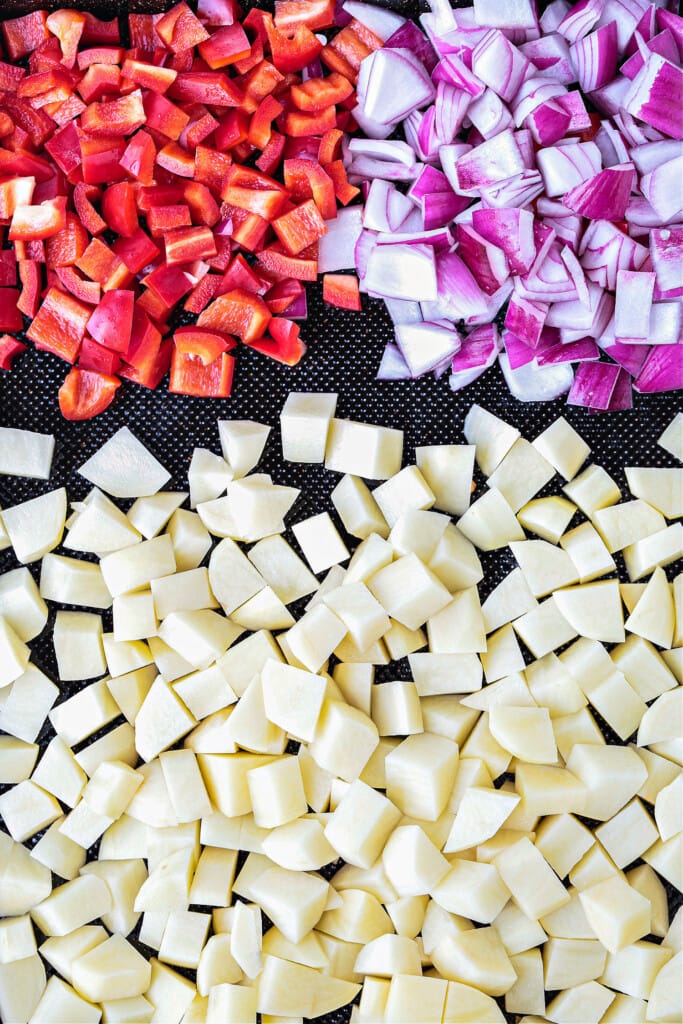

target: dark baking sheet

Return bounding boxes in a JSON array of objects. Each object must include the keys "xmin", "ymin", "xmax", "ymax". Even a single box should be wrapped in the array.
[{"xmin": 0, "ymin": 2, "xmax": 681, "ymax": 1021}]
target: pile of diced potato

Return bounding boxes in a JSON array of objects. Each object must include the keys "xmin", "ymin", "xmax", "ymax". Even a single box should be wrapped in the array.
[{"xmin": 0, "ymin": 401, "xmax": 680, "ymax": 1024}]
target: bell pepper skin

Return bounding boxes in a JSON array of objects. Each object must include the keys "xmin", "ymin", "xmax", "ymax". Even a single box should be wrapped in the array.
[
  {"xmin": 272, "ymin": 199, "xmax": 327, "ymax": 256},
  {"xmin": 0, "ymin": 334, "xmax": 27, "ymax": 371},
  {"xmin": 291, "ymin": 73, "xmax": 353, "ymax": 112},
  {"xmin": 257, "ymin": 243, "xmax": 318, "ymax": 281},
  {"xmin": 265, "ymin": 20, "xmax": 323, "ymax": 74},
  {"xmin": 81, "ymin": 90, "xmax": 146, "ymax": 136},
  {"xmin": 101, "ymin": 182, "xmax": 138, "ymax": 238},
  {"xmin": 73, "ymin": 182, "xmax": 106, "ymax": 235},
  {"xmin": 198, "ymin": 288, "xmax": 271, "ymax": 343},
  {"xmin": 156, "ymin": 2, "xmax": 210, "ymax": 54},
  {"xmin": 165, "ymin": 226, "xmax": 218, "ymax": 265},
  {"xmin": 184, "ymin": 273, "xmax": 221, "ymax": 314},
  {"xmin": 120, "ymin": 337, "xmax": 173, "ymax": 389},
  {"xmin": 9, "ymin": 197, "xmax": 67, "ymax": 242},
  {"xmin": 80, "ymin": 135, "xmax": 128, "ymax": 184},
  {"xmin": 86, "ymin": 289, "xmax": 135, "ymax": 352},
  {"xmin": 323, "ymin": 273, "xmax": 362, "ymax": 311},
  {"xmin": 27, "ymin": 286, "xmax": 91, "ymax": 363},
  {"xmin": 120, "ymin": 130, "xmax": 157, "ymax": 186},
  {"xmin": 284, "ymin": 159, "xmax": 337, "ymax": 220},
  {"xmin": 121, "ymin": 58, "xmax": 177, "ymax": 94},
  {"xmin": 55, "ymin": 266, "xmax": 101, "ymax": 306},
  {"xmin": 0, "ymin": 289, "xmax": 23, "ymax": 332},
  {"xmin": 78, "ymin": 336, "xmax": 123, "ymax": 377},
  {"xmin": 169, "ymin": 347, "xmax": 235, "ymax": 397},
  {"xmin": 0, "ymin": 252, "xmax": 17, "ymax": 288},
  {"xmin": 112, "ymin": 227, "xmax": 161, "ymax": 276},
  {"xmin": 45, "ymin": 213, "xmax": 89, "ymax": 269},
  {"xmin": 76, "ymin": 238, "xmax": 133, "ymax": 291},
  {"xmin": 198, "ymin": 23, "xmax": 251, "ymax": 69},
  {"xmin": 174, "ymin": 325, "xmax": 236, "ymax": 365},
  {"xmin": 59, "ymin": 366, "xmax": 121, "ymax": 419},
  {"xmin": 247, "ymin": 316, "xmax": 306, "ymax": 365},
  {"xmin": 274, "ymin": 0, "xmax": 336, "ymax": 31},
  {"xmin": 1, "ymin": 12, "xmax": 50, "ymax": 61},
  {"xmin": 17, "ymin": 260, "xmax": 42, "ymax": 317}
]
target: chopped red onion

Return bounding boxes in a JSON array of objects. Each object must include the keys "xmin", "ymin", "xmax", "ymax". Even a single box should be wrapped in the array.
[
  {"xmin": 377, "ymin": 343, "xmax": 412, "ymax": 380},
  {"xmin": 568, "ymin": 358, "xmax": 622, "ymax": 407},
  {"xmin": 614, "ymin": 268, "xmax": 655, "ymax": 342}
]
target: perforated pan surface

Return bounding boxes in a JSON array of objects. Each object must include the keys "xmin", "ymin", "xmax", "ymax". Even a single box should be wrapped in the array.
[{"xmin": 0, "ymin": 2, "xmax": 681, "ymax": 1022}]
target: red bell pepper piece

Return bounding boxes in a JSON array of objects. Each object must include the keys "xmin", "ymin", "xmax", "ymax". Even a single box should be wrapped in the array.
[
  {"xmin": 265, "ymin": 20, "xmax": 323, "ymax": 74},
  {"xmin": 206, "ymin": 235, "xmax": 234, "ymax": 271},
  {"xmin": 198, "ymin": 23, "xmax": 251, "ymax": 68},
  {"xmin": 0, "ymin": 149, "xmax": 54, "ymax": 184},
  {"xmin": 81, "ymin": 13, "xmax": 120, "ymax": 46},
  {"xmin": 247, "ymin": 316, "xmax": 306, "ymax": 365},
  {"xmin": 170, "ymin": 348, "xmax": 235, "ymax": 397},
  {"xmin": 58, "ymin": 367, "xmax": 121, "ymax": 420},
  {"xmin": 0, "ymin": 288, "xmax": 23, "ymax": 332},
  {"xmin": 321, "ymin": 21, "xmax": 383, "ymax": 82},
  {"xmin": 239, "ymin": 60, "xmax": 285, "ymax": 106},
  {"xmin": 234, "ymin": 38, "xmax": 264, "ymax": 76},
  {"xmin": 78, "ymin": 336, "xmax": 122, "ymax": 377},
  {"xmin": 147, "ymin": 204, "xmax": 193, "ymax": 237},
  {"xmin": 214, "ymin": 110, "xmax": 250, "ymax": 153},
  {"xmin": 165, "ymin": 226, "xmax": 217, "ymax": 265},
  {"xmin": 9, "ymin": 198, "xmax": 67, "ymax": 242},
  {"xmin": 27, "ymin": 286, "xmax": 91, "ymax": 362},
  {"xmin": 143, "ymin": 92, "xmax": 190, "ymax": 141},
  {"xmin": 0, "ymin": 94, "xmax": 54, "ymax": 149},
  {"xmin": 121, "ymin": 59, "xmax": 178, "ymax": 94},
  {"xmin": 120, "ymin": 130, "xmax": 157, "ymax": 186},
  {"xmin": 198, "ymin": 287, "xmax": 271, "ymax": 343},
  {"xmin": 323, "ymin": 273, "xmax": 362, "ymax": 311},
  {"xmin": 0, "ymin": 334, "xmax": 27, "ymax": 371},
  {"xmin": 184, "ymin": 273, "xmax": 221, "ymax": 314},
  {"xmin": 283, "ymin": 106, "xmax": 338, "ymax": 138},
  {"xmin": 77, "ymin": 46, "xmax": 125, "ymax": 70},
  {"xmin": 81, "ymin": 90, "xmax": 146, "ymax": 137},
  {"xmin": 218, "ymin": 253, "xmax": 265, "ymax": 296},
  {"xmin": 17, "ymin": 260, "xmax": 42, "ymax": 317},
  {"xmin": 265, "ymin": 277, "xmax": 303, "ymax": 314},
  {"xmin": 76, "ymin": 238, "xmax": 133, "ymax": 291},
  {"xmin": 156, "ymin": 2, "xmax": 210, "ymax": 53},
  {"xmin": 0, "ymin": 61, "xmax": 27, "ymax": 92},
  {"xmin": 291, "ymin": 73, "xmax": 354, "ymax": 112},
  {"xmin": 257, "ymin": 243, "xmax": 318, "ymax": 281},
  {"xmin": 169, "ymin": 72, "xmax": 244, "ymax": 107},
  {"xmin": 44, "ymin": 122, "xmax": 82, "ymax": 180},
  {"xmin": 121, "ymin": 337, "xmax": 173, "ymax": 389},
  {"xmin": 123, "ymin": 304, "xmax": 162, "ymax": 369},
  {"xmin": 318, "ymin": 128, "xmax": 344, "ymax": 165},
  {"xmin": 272, "ymin": 199, "xmax": 326, "ymax": 256},
  {"xmin": 81, "ymin": 135, "xmax": 128, "ymax": 184},
  {"xmin": 73, "ymin": 182, "xmax": 106, "ymax": 235},
  {"xmin": 184, "ymin": 182, "xmax": 221, "ymax": 227},
  {"xmin": 0, "ymin": 177, "xmax": 35, "ymax": 219},
  {"xmin": 46, "ymin": 9, "xmax": 86, "ymax": 69},
  {"xmin": 1, "ymin": 12, "xmax": 50, "ymax": 61},
  {"xmin": 283, "ymin": 159, "xmax": 337, "ymax": 220},
  {"xmin": 87, "ymin": 289, "xmax": 135, "ymax": 352},
  {"xmin": 274, "ymin": 0, "xmax": 336, "ymax": 31},
  {"xmin": 112, "ymin": 226, "xmax": 161, "ymax": 275},
  {"xmin": 45, "ymin": 214, "xmax": 89, "ymax": 269},
  {"xmin": 325, "ymin": 159, "xmax": 360, "ymax": 205},
  {"xmin": 197, "ymin": 0, "xmax": 240, "ymax": 25},
  {"xmin": 194, "ymin": 146, "xmax": 233, "ymax": 196},
  {"xmin": 77, "ymin": 63, "xmax": 122, "ymax": 103},
  {"xmin": 101, "ymin": 182, "xmax": 139, "ymax": 239},
  {"xmin": 142, "ymin": 263, "xmax": 195, "ymax": 307},
  {"xmin": 137, "ymin": 185, "xmax": 187, "ymax": 212},
  {"xmin": 248, "ymin": 94, "xmax": 285, "ymax": 150},
  {"xmin": 0, "ymin": 251, "xmax": 17, "ymax": 288},
  {"xmin": 255, "ymin": 130, "xmax": 286, "ymax": 176},
  {"xmin": 182, "ymin": 108, "xmax": 220, "ymax": 150},
  {"xmin": 127, "ymin": 14, "xmax": 159, "ymax": 54},
  {"xmin": 55, "ymin": 266, "xmax": 101, "ymax": 306},
  {"xmin": 174, "ymin": 325, "xmax": 236, "ymax": 364},
  {"xmin": 157, "ymin": 142, "xmax": 196, "ymax": 179}
]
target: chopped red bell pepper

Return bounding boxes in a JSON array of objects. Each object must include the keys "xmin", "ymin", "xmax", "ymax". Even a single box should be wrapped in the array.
[
  {"xmin": 27, "ymin": 286, "xmax": 91, "ymax": 363},
  {"xmin": 218, "ymin": 253, "xmax": 265, "ymax": 296},
  {"xmin": 1, "ymin": 12, "xmax": 50, "ymax": 62},
  {"xmin": 198, "ymin": 23, "xmax": 251, "ymax": 68},
  {"xmin": 198, "ymin": 287, "xmax": 271, "ymax": 343},
  {"xmin": 112, "ymin": 226, "xmax": 161, "ymax": 275},
  {"xmin": 0, "ymin": 288, "xmax": 23, "ymax": 332},
  {"xmin": 143, "ymin": 92, "xmax": 190, "ymax": 141},
  {"xmin": 282, "ymin": 105, "xmax": 337, "ymax": 137},
  {"xmin": 272, "ymin": 198, "xmax": 326, "ymax": 255},
  {"xmin": 194, "ymin": 146, "xmax": 233, "ymax": 195},
  {"xmin": 120, "ymin": 337, "xmax": 173, "ymax": 389},
  {"xmin": 142, "ymin": 263, "xmax": 195, "ymax": 307},
  {"xmin": 325, "ymin": 159, "xmax": 360, "ymax": 205},
  {"xmin": 59, "ymin": 366, "xmax": 121, "ymax": 420},
  {"xmin": 9, "ymin": 197, "xmax": 67, "ymax": 242},
  {"xmin": 55, "ymin": 266, "xmax": 101, "ymax": 306},
  {"xmin": 248, "ymin": 94, "xmax": 285, "ymax": 150},
  {"xmin": 257, "ymin": 243, "xmax": 318, "ymax": 281},
  {"xmin": 265, "ymin": 20, "xmax": 323, "ymax": 74},
  {"xmin": 318, "ymin": 128, "xmax": 344, "ymax": 165},
  {"xmin": 121, "ymin": 58, "xmax": 177, "ymax": 94},
  {"xmin": 321, "ymin": 20, "xmax": 383, "ymax": 82},
  {"xmin": 239, "ymin": 60, "xmax": 285, "ymax": 106},
  {"xmin": 184, "ymin": 182, "xmax": 221, "ymax": 227},
  {"xmin": 44, "ymin": 122, "xmax": 83, "ymax": 180},
  {"xmin": 157, "ymin": 142, "xmax": 196, "ymax": 179},
  {"xmin": 147, "ymin": 204, "xmax": 193, "ymax": 237},
  {"xmin": 255, "ymin": 130, "xmax": 286, "ymax": 176},
  {"xmin": 17, "ymin": 260, "xmax": 42, "ymax": 317},
  {"xmin": 120, "ymin": 130, "xmax": 158, "ymax": 186},
  {"xmin": 73, "ymin": 182, "xmax": 107, "ymax": 235},
  {"xmin": 169, "ymin": 71, "xmax": 245, "ymax": 107},
  {"xmin": 265, "ymin": 277, "xmax": 303, "ymax": 314},
  {"xmin": 77, "ymin": 63, "xmax": 121, "ymax": 102},
  {"xmin": 81, "ymin": 135, "xmax": 128, "ymax": 184},
  {"xmin": 123, "ymin": 304, "xmax": 162, "ymax": 368},
  {"xmin": 77, "ymin": 46, "xmax": 125, "ymax": 70},
  {"xmin": 0, "ymin": 334, "xmax": 27, "ymax": 371},
  {"xmin": 76, "ymin": 238, "xmax": 133, "ymax": 291},
  {"xmin": 0, "ymin": 252, "xmax": 16, "ymax": 288},
  {"xmin": 291, "ymin": 73, "xmax": 353, "ymax": 112},
  {"xmin": 81, "ymin": 90, "xmax": 146, "ymax": 137},
  {"xmin": 165, "ymin": 225, "xmax": 217, "ymax": 265},
  {"xmin": 323, "ymin": 273, "xmax": 362, "ymax": 311},
  {"xmin": 170, "ymin": 347, "xmax": 235, "ymax": 397},
  {"xmin": 284, "ymin": 159, "xmax": 337, "ymax": 220},
  {"xmin": 102, "ymin": 182, "xmax": 139, "ymax": 238},
  {"xmin": 184, "ymin": 273, "xmax": 221, "ymax": 314},
  {"xmin": 87, "ymin": 289, "xmax": 135, "ymax": 352},
  {"xmin": 45, "ymin": 214, "xmax": 89, "ymax": 269},
  {"xmin": 46, "ymin": 9, "xmax": 86, "ymax": 69},
  {"xmin": 78, "ymin": 336, "xmax": 122, "ymax": 377},
  {"xmin": 246, "ymin": 316, "xmax": 306, "ymax": 365},
  {"xmin": 81, "ymin": 13, "xmax": 120, "ymax": 46},
  {"xmin": 0, "ymin": 177, "xmax": 36, "ymax": 219},
  {"xmin": 274, "ymin": 0, "xmax": 336, "ymax": 31},
  {"xmin": 156, "ymin": 2, "xmax": 210, "ymax": 54},
  {"xmin": 174, "ymin": 325, "xmax": 236, "ymax": 364}
]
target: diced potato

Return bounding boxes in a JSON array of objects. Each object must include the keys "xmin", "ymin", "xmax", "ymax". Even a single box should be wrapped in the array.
[
  {"xmin": 514, "ymin": 596, "xmax": 578, "ymax": 658},
  {"xmin": 354, "ymin": 934, "xmax": 422, "ymax": 978},
  {"xmin": 654, "ymin": 774, "xmax": 683, "ymax": 842},
  {"xmin": 225, "ymin": 675, "xmax": 286, "ymax": 755},
  {"xmin": 385, "ymin": 733, "xmax": 458, "ymax": 821},
  {"xmin": 595, "ymin": 797, "xmax": 659, "ymax": 869},
  {"xmin": 0, "ymin": 914, "xmax": 36, "ymax": 965},
  {"xmin": 325, "ymin": 418, "xmax": 403, "ymax": 480},
  {"xmin": 382, "ymin": 825, "xmax": 449, "ymax": 896},
  {"xmin": 280, "ymin": 392, "xmax": 338, "ymax": 463},
  {"xmin": 457, "ymin": 488, "xmax": 525, "ymax": 551},
  {"xmin": 546, "ymin": 980, "xmax": 615, "ymax": 1023},
  {"xmin": 533, "ymin": 418, "xmax": 590, "ymax": 481},
  {"xmin": 625, "ymin": 467, "xmax": 682, "ymax": 520},
  {"xmin": 517, "ymin": 496, "xmax": 576, "ymax": 545},
  {"xmin": 487, "ymin": 438, "xmax": 555, "ymax": 512},
  {"xmin": 415, "ymin": 444, "xmax": 475, "ymax": 517},
  {"xmin": 331, "ymin": 475, "xmax": 389, "ymax": 540},
  {"xmin": 27, "ymin": 975, "xmax": 98, "ymax": 1024},
  {"xmin": 625, "ymin": 566, "xmax": 674, "ymax": 649},
  {"xmin": 494, "ymin": 837, "xmax": 570, "ymax": 920},
  {"xmin": 40, "ymin": 926, "xmax": 108, "ymax": 987},
  {"xmin": 228, "ymin": 477, "xmax": 300, "ymax": 542},
  {"xmin": 0, "ymin": 779, "xmax": 61, "ymax": 842},
  {"xmin": 247, "ymin": 755, "xmax": 307, "ymax": 828},
  {"xmin": 543, "ymin": 937, "xmax": 606, "ymax": 990},
  {"xmin": 368, "ymin": 553, "xmax": 451, "ymax": 630},
  {"xmin": 234, "ymin": 856, "xmax": 329, "ymax": 944},
  {"xmin": 646, "ymin": 951, "xmax": 682, "ymax": 1022},
  {"xmin": 623, "ymin": 524, "xmax": 683, "ymax": 581},
  {"xmin": 309, "ymin": 699, "xmax": 379, "ymax": 782},
  {"xmin": 158, "ymin": 910, "xmax": 210, "ymax": 970},
  {"xmin": 218, "ymin": 419, "xmax": 270, "ymax": 477},
  {"xmin": 494, "ymin": 902, "xmax": 547, "ymax": 957},
  {"xmin": 100, "ymin": 534, "xmax": 176, "ymax": 598},
  {"xmin": 563, "ymin": 464, "xmax": 621, "ymax": 516},
  {"xmin": 135, "ymin": 677, "xmax": 196, "ymax": 763},
  {"xmin": 553, "ymin": 580, "xmax": 625, "ymax": 643},
  {"xmin": 158, "ymin": 609, "xmax": 242, "ymax": 670},
  {"xmin": 408, "ymin": 652, "xmax": 482, "ymax": 696},
  {"xmin": 257, "ymin": 955, "xmax": 360, "ymax": 1018},
  {"xmin": 2, "ymin": 488, "xmax": 67, "ymax": 564},
  {"xmin": 505, "ymin": 948, "xmax": 545, "ymax": 1016},
  {"xmin": 643, "ymin": 833, "xmax": 683, "ymax": 892},
  {"xmin": 324, "ymin": 778, "xmax": 401, "ymax": 868},
  {"xmin": 72, "ymin": 933, "xmax": 151, "ymax": 1002},
  {"xmin": 428, "ymin": 587, "xmax": 486, "ymax": 653},
  {"xmin": 188, "ymin": 449, "xmax": 232, "ymax": 508},
  {"xmin": 594, "ymin": 499, "xmax": 666, "ymax": 554},
  {"xmin": 480, "ymin": 625, "xmax": 525, "ymax": 682},
  {"xmin": 579, "ymin": 876, "xmax": 651, "ymax": 953},
  {"xmin": 40, "ymin": 553, "xmax": 111, "ymax": 610},
  {"xmin": 127, "ymin": 491, "xmax": 187, "ymax": 538},
  {"xmin": 637, "ymin": 688, "xmax": 683, "ymax": 747},
  {"xmin": 292, "ymin": 512, "xmax": 350, "ymax": 575},
  {"xmin": 428, "ymin": 523, "xmax": 483, "ymax": 591},
  {"xmin": 489, "ymin": 705, "xmax": 558, "ymax": 764},
  {"xmin": 79, "ymin": 426, "xmax": 169, "ymax": 498},
  {"xmin": 333, "ymin": 663, "xmax": 373, "ymax": 715},
  {"xmin": 444, "ymin": 786, "xmax": 519, "ymax": 853},
  {"xmin": 372, "ymin": 680, "xmax": 423, "ymax": 736},
  {"xmin": 482, "ymin": 568, "xmax": 537, "ymax": 634},
  {"xmin": 32, "ymin": 874, "xmax": 113, "ymax": 937},
  {"xmin": 433, "ymin": 859, "xmax": 509, "ymax": 924},
  {"xmin": 373, "ymin": 467, "xmax": 435, "ymax": 528},
  {"xmin": 431, "ymin": 927, "xmax": 517, "ymax": 997},
  {"xmin": 559, "ymin": 522, "xmax": 616, "ymax": 582},
  {"xmin": 325, "ymin": 582, "xmax": 390, "ymax": 651},
  {"xmin": 601, "ymin": 940, "xmax": 673, "ymax": 1002},
  {"xmin": 658, "ymin": 413, "xmax": 683, "ymax": 462},
  {"xmin": 66, "ymin": 488, "xmax": 142, "ymax": 555},
  {"xmin": 0, "ymin": 617, "xmax": 30, "ymax": 690},
  {"xmin": 145, "ymin": 959, "xmax": 197, "ymax": 1024},
  {"xmin": 261, "ymin": 660, "xmax": 326, "ymax": 742},
  {"xmin": 286, "ymin": 604, "xmax": 347, "ymax": 672},
  {"xmin": 167, "ymin": 509, "xmax": 211, "ymax": 572},
  {"xmin": 464, "ymin": 405, "xmax": 519, "ymax": 477},
  {"xmin": 317, "ymin": 887, "xmax": 392, "ymax": 943}
]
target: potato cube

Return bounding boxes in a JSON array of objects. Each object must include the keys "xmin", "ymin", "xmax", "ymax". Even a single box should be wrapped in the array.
[
  {"xmin": 0, "ymin": 736, "xmax": 37, "ymax": 785},
  {"xmin": 579, "ymin": 876, "xmax": 651, "ymax": 953},
  {"xmin": 160, "ymin": 749, "xmax": 212, "ymax": 823},
  {"xmin": 505, "ymin": 948, "xmax": 545, "ymax": 1016},
  {"xmin": 82, "ymin": 760, "xmax": 142, "ymax": 819},
  {"xmin": 280, "ymin": 392, "xmax": 337, "ymax": 463},
  {"xmin": 595, "ymin": 798, "xmax": 659, "ymax": 869},
  {"xmin": 159, "ymin": 910, "xmax": 210, "ymax": 970},
  {"xmin": 292, "ymin": 512, "xmax": 350, "ymax": 575},
  {"xmin": 331, "ymin": 474, "xmax": 389, "ymax": 540},
  {"xmin": 433, "ymin": 859, "xmax": 509, "ymax": 924},
  {"xmin": 368, "ymin": 553, "xmax": 451, "ymax": 631},
  {"xmin": 444, "ymin": 786, "xmax": 519, "ymax": 853},
  {"xmin": 28, "ymin": 976, "xmax": 99, "ymax": 1024},
  {"xmin": 234, "ymin": 856, "xmax": 329, "ymax": 944},
  {"xmin": 385, "ymin": 733, "xmax": 458, "ymax": 821},
  {"xmin": 601, "ymin": 940, "xmax": 673, "ymax": 1002},
  {"xmin": 286, "ymin": 604, "xmax": 347, "ymax": 672},
  {"xmin": 534, "ymin": 814, "xmax": 594, "ymax": 879},
  {"xmin": 325, "ymin": 418, "xmax": 403, "ymax": 480},
  {"xmin": 256, "ymin": 955, "xmax": 359, "ymax": 1019},
  {"xmin": 543, "ymin": 937, "xmax": 606, "ymax": 990},
  {"xmin": 100, "ymin": 535, "xmax": 176, "ymax": 598},
  {"xmin": 0, "ymin": 915, "xmax": 36, "ymax": 965},
  {"xmin": 563, "ymin": 464, "xmax": 621, "ymax": 516},
  {"xmin": 324, "ymin": 779, "xmax": 401, "ymax": 868},
  {"xmin": 72, "ymin": 933, "xmax": 151, "ymax": 1002},
  {"xmin": 32, "ymin": 874, "xmax": 112, "ymax": 937},
  {"xmin": 487, "ymin": 438, "xmax": 555, "ymax": 512},
  {"xmin": 247, "ymin": 756, "xmax": 307, "ymax": 828},
  {"xmin": 428, "ymin": 587, "xmax": 486, "ymax": 653},
  {"xmin": 135, "ymin": 676, "xmax": 196, "ymax": 762},
  {"xmin": 324, "ymin": 582, "xmax": 390, "ymax": 651},
  {"xmin": 431, "ymin": 927, "xmax": 517, "ymax": 997},
  {"xmin": 0, "ymin": 664, "xmax": 58, "ymax": 743},
  {"xmin": 464, "ymin": 404, "xmax": 519, "ymax": 477},
  {"xmin": 533, "ymin": 417, "xmax": 590, "ymax": 481},
  {"xmin": 457, "ymin": 488, "xmax": 525, "ymax": 551},
  {"xmin": 494, "ymin": 837, "xmax": 570, "ymax": 920},
  {"xmin": 518, "ymin": 495, "xmax": 576, "ymax": 545},
  {"xmin": 145, "ymin": 959, "xmax": 196, "ymax": 1024},
  {"xmin": 0, "ymin": 780, "xmax": 61, "ymax": 842},
  {"xmin": 566, "ymin": 744, "xmax": 647, "ymax": 821},
  {"xmin": 371, "ymin": 681, "xmax": 423, "ymax": 736},
  {"xmin": 382, "ymin": 825, "xmax": 449, "ymax": 896},
  {"xmin": 593, "ymin": 499, "xmax": 666, "ymax": 554},
  {"xmin": 545, "ymin": 980, "xmax": 615, "ymax": 1023}
]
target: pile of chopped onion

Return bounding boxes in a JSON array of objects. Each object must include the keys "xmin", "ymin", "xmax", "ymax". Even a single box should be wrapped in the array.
[
  {"xmin": 336, "ymin": 0, "xmax": 683, "ymax": 408},
  {"xmin": 0, "ymin": 401, "xmax": 681, "ymax": 1022}
]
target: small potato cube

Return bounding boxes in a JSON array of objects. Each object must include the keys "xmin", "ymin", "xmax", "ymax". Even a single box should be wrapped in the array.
[
  {"xmin": 0, "ymin": 736, "xmax": 39, "ymax": 785},
  {"xmin": 0, "ymin": 915, "xmax": 36, "ymax": 964},
  {"xmin": 505, "ymin": 948, "xmax": 545, "ymax": 1016},
  {"xmin": 543, "ymin": 937, "xmax": 606, "ymax": 990},
  {"xmin": 658, "ymin": 412, "xmax": 683, "ymax": 461},
  {"xmin": 566, "ymin": 744, "xmax": 647, "ymax": 821},
  {"xmin": 372, "ymin": 466, "xmax": 435, "ymax": 528},
  {"xmin": 261, "ymin": 660, "xmax": 326, "ymax": 742},
  {"xmin": 332, "ymin": 663, "xmax": 374, "ymax": 715},
  {"xmin": 579, "ymin": 876, "xmax": 651, "ymax": 954},
  {"xmin": 145, "ymin": 959, "xmax": 197, "ymax": 1024},
  {"xmin": 415, "ymin": 444, "xmax": 475, "ymax": 517},
  {"xmin": 82, "ymin": 760, "xmax": 142, "ymax": 819},
  {"xmin": 247, "ymin": 756, "xmax": 307, "ymax": 828},
  {"xmin": 593, "ymin": 499, "xmax": 666, "ymax": 554},
  {"xmin": 533, "ymin": 417, "xmax": 590, "ymax": 481},
  {"xmin": 234, "ymin": 857, "xmax": 329, "ymax": 944},
  {"xmin": 2, "ymin": 488, "xmax": 67, "ymax": 564},
  {"xmin": 324, "ymin": 779, "xmax": 401, "ymax": 868},
  {"xmin": 325, "ymin": 418, "xmax": 403, "ymax": 481},
  {"xmin": 595, "ymin": 798, "xmax": 659, "ymax": 869},
  {"xmin": 546, "ymin": 980, "xmax": 615, "ymax": 1023},
  {"xmin": 0, "ymin": 622, "xmax": 33, "ymax": 692},
  {"xmin": 53, "ymin": 611, "xmax": 106, "ymax": 681},
  {"xmin": 513, "ymin": 597, "xmax": 578, "ymax": 659},
  {"xmin": 135, "ymin": 677, "xmax": 196, "ymax": 763},
  {"xmin": 457, "ymin": 488, "xmax": 525, "ymax": 551},
  {"xmin": 601, "ymin": 940, "xmax": 673, "ymax": 1002},
  {"xmin": 368, "ymin": 553, "xmax": 451, "ymax": 631},
  {"xmin": 286, "ymin": 604, "xmax": 347, "ymax": 673},
  {"xmin": 317, "ymin": 887, "xmax": 392, "ymax": 943},
  {"xmin": 518, "ymin": 495, "xmax": 577, "ymax": 545},
  {"xmin": 382, "ymin": 825, "xmax": 449, "ymax": 897},
  {"xmin": 482, "ymin": 568, "xmax": 537, "ymax": 634},
  {"xmin": 281, "ymin": 392, "xmax": 337, "ymax": 463},
  {"xmin": 560, "ymin": 522, "xmax": 616, "ymax": 583},
  {"xmin": 72, "ymin": 933, "xmax": 151, "ymax": 1003},
  {"xmin": 160, "ymin": 749, "xmax": 212, "ymax": 823},
  {"xmin": 354, "ymin": 934, "xmax": 422, "ymax": 978},
  {"xmin": 159, "ymin": 910, "xmax": 210, "ymax": 970},
  {"xmin": 464, "ymin": 404, "xmax": 519, "ymax": 477},
  {"xmin": 554, "ymin": 581, "xmax": 625, "ymax": 644},
  {"xmin": 431, "ymin": 927, "xmax": 517, "ymax": 997},
  {"xmin": 494, "ymin": 837, "xmax": 570, "ymax": 921},
  {"xmin": 427, "ymin": 587, "xmax": 486, "ymax": 653},
  {"xmin": 428, "ymin": 522, "xmax": 483, "ymax": 592},
  {"xmin": 100, "ymin": 535, "xmax": 176, "ymax": 598},
  {"xmin": 168, "ymin": 509, "xmax": 211, "ymax": 572},
  {"xmin": 256, "ymin": 955, "xmax": 359, "ymax": 1019},
  {"xmin": 371, "ymin": 681, "xmax": 423, "ymax": 736},
  {"xmin": 151, "ymin": 567, "xmax": 216, "ymax": 619},
  {"xmin": 627, "ymin": 466, "xmax": 683, "ymax": 523},
  {"xmin": 127, "ymin": 491, "xmax": 186, "ymax": 538},
  {"xmin": 32, "ymin": 874, "xmax": 112, "ymax": 937},
  {"xmin": 385, "ymin": 733, "xmax": 458, "ymax": 821},
  {"xmin": 0, "ymin": 566, "xmax": 48, "ymax": 640},
  {"xmin": 0, "ymin": 780, "xmax": 61, "ymax": 842},
  {"xmin": 173, "ymin": 665, "xmax": 236, "ymax": 722},
  {"xmin": 218, "ymin": 419, "xmax": 270, "ymax": 478},
  {"xmin": 331, "ymin": 475, "xmax": 389, "ymax": 540},
  {"xmin": 534, "ymin": 814, "xmax": 594, "ymax": 879},
  {"xmin": 113, "ymin": 591, "xmax": 157, "ymax": 643},
  {"xmin": 510, "ymin": 539, "xmax": 579, "ymax": 598},
  {"xmin": 324, "ymin": 582, "xmax": 390, "ymax": 651},
  {"xmin": 247, "ymin": 535, "xmax": 319, "ymax": 605},
  {"xmin": 444, "ymin": 786, "xmax": 519, "ymax": 854},
  {"xmin": 433, "ymin": 859, "xmax": 509, "ymax": 925},
  {"xmin": 292, "ymin": 512, "xmax": 350, "ymax": 575},
  {"xmin": 563, "ymin": 464, "xmax": 621, "ymax": 516},
  {"xmin": 28, "ymin": 976, "xmax": 99, "ymax": 1024},
  {"xmin": 487, "ymin": 438, "xmax": 555, "ymax": 512},
  {"xmin": 489, "ymin": 705, "xmax": 558, "ymax": 764}
]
